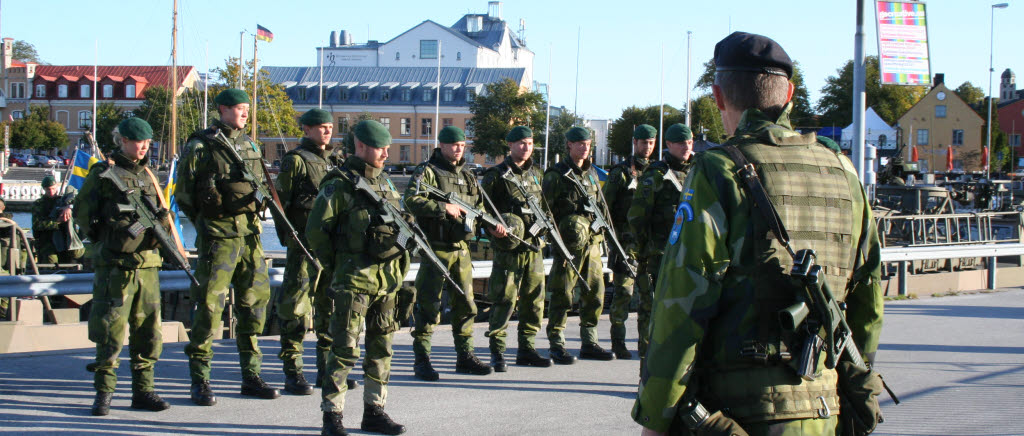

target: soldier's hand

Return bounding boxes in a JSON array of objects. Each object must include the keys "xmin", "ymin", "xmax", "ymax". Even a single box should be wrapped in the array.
[
  {"xmin": 488, "ymin": 224, "xmax": 508, "ymax": 238},
  {"xmin": 59, "ymin": 207, "xmax": 72, "ymax": 223},
  {"xmin": 444, "ymin": 203, "xmax": 466, "ymax": 219}
]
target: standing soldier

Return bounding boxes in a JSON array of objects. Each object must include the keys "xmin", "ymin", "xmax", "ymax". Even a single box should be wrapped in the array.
[
  {"xmin": 32, "ymin": 175, "xmax": 83, "ymax": 264},
  {"xmin": 274, "ymin": 108, "xmax": 350, "ymax": 395},
  {"xmin": 603, "ymin": 124, "xmax": 655, "ymax": 360},
  {"xmin": 308, "ymin": 120, "xmax": 407, "ymax": 436},
  {"xmin": 542, "ymin": 126, "xmax": 614, "ymax": 363},
  {"xmin": 633, "ymin": 32, "xmax": 885, "ymax": 435},
  {"xmin": 481, "ymin": 125, "xmax": 552, "ymax": 371},
  {"xmin": 404, "ymin": 125, "xmax": 495, "ymax": 380},
  {"xmin": 176, "ymin": 88, "xmax": 279, "ymax": 406},
  {"xmin": 74, "ymin": 118, "xmax": 170, "ymax": 416},
  {"xmin": 627, "ymin": 123, "xmax": 694, "ymax": 368}
]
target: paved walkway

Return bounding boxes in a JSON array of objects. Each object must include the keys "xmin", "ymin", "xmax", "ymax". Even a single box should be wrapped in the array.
[{"xmin": 1, "ymin": 290, "xmax": 1023, "ymax": 435}]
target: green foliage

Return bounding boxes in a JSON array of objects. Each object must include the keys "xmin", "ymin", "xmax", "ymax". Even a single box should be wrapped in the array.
[
  {"xmin": 816, "ymin": 56, "xmax": 928, "ymax": 127},
  {"xmin": 94, "ymin": 102, "xmax": 125, "ymax": 151},
  {"xmin": 608, "ymin": 105, "xmax": 686, "ymax": 158},
  {"xmin": 694, "ymin": 58, "xmax": 814, "ymax": 126},
  {"xmin": 953, "ymin": 81, "xmax": 985, "ymax": 107},
  {"xmin": 532, "ymin": 109, "xmax": 583, "ymax": 166},
  {"xmin": 211, "ymin": 57, "xmax": 302, "ymax": 142},
  {"xmin": 12, "ymin": 40, "xmax": 41, "ymax": 63},
  {"xmin": 468, "ymin": 78, "xmax": 545, "ymax": 157},
  {"xmin": 10, "ymin": 106, "xmax": 67, "ymax": 150},
  {"xmin": 135, "ymin": 86, "xmax": 207, "ymax": 159},
  {"xmin": 690, "ymin": 95, "xmax": 727, "ymax": 143},
  {"xmin": 983, "ymin": 97, "xmax": 1010, "ymax": 171}
]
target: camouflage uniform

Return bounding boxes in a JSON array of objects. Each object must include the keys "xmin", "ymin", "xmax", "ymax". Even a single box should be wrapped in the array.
[
  {"xmin": 404, "ymin": 148, "xmax": 482, "ymax": 357},
  {"xmin": 632, "ymin": 107, "xmax": 884, "ymax": 434},
  {"xmin": 74, "ymin": 150, "xmax": 165, "ymax": 395},
  {"xmin": 626, "ymin": 151, "xmax": 693, "ymax": 363},
  {"xmin": 601, "ymin": 156, "xmax": 648, "ymax": 351},
  {"xmin": 306, "ymin": 157, "xmax": 410, "ymax": 413},
  {"xmin": 480, "ymin": 157, "xmax": 546, "ymax": 353},
  {"xmin": 176, "ymin": 119, "xmax": 272, "ymax": 383},
  {"xmin": 32, "ymin": 191, "xmax": 83, "ymax": 264},
  {"xmin": 541, "ymin": 158, "xmax": 607, "ymax": 350},
  {"xmin": 275, "ymin": 137, "xmax": 342, "ymax": 379}
]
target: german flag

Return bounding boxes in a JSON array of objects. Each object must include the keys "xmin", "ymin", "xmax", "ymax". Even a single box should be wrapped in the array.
[{"xmin": 256, "ymin": 25, "xmax": 274, "ymax": 43}]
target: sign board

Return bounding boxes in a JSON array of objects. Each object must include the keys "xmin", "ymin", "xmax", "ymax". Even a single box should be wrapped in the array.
[{"xmin": 875, "ymin": 1, "xmax": 932, "ymax": 86}]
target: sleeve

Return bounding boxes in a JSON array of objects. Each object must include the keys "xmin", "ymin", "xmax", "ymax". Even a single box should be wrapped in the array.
[
  {"xmin": 632, "ymin": 157, "xmax": 735, "ymax": 432},
  {"xmin": 480, "ymin": 168, "xmax": 502, "ymax": 209},
  {"xmin": 32, "ymin": 199, "xmax": 61, "ymax": 232},
  {"xmin": 843, "ymin": 182, "xmax": 884, "ymax": 363},
  {"xmin": 276, "ymin": 153, "xmax": 305, "ymax": 212},
  {"xmin": 628, "ymin": 169, "xmax": 661, "ymax": 250},
  {"xmin": 174, "ymin": 138, "xmax": 202, "ymax": 221},
  {"xmin": 402, "ymin": 166, "xmax": 445, "ymax": 219},
  {"xmin": 73, "ymin": 169, "xmax": 104, "ymax": 240},
  {"xmin": 305, "ymin": 179, "xmax": 349, "ymax": 260},
  {"xmin": 601, "ymin": 166, "xmax": 625, "ymax": 228}
]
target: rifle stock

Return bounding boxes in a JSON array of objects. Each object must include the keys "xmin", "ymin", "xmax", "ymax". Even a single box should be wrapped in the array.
[{"xmin": 414, "ymin": 180, "xmax": 540, "ymax": 252}]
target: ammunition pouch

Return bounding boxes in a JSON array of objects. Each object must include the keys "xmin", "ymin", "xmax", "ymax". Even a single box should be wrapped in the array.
[
  {"xmin": 198, "ymin": 179, "xmax": 223, "ymax": 218},
  {"xmin": 395, "ymin": 285, "xmax": 417, "ymax": 326},
  {"xmin": 103, "ymin": 205, "xmax": 153, "ymax": 254},
  {"xmin": 367, "ymin": 224, "xmax": 402, "ymax": 260},
  {"xmin": 837, "ymin": 360, "xmax": 885, "ymax": 436},
  {"xmin": 367, "ymin": 291, "xmax": 399, "ymax": 336},
  {"xmin": 217, "ymin": 179, "xmax": 260, "ymax": 215}
]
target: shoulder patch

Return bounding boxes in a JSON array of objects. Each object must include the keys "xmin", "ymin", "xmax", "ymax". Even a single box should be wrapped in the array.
[
  {"xmin": 643, "ymin": 178, "xmax": 654, "ymax": 186},
  {"xmin": 322, "ymin": 182, "xmax": 336, "ymax": 197},
  {"xmin": 280, "ymin": 158, "xmax": 295, "ymax": 173},
  {"xmin": 668, "ymin": 189, "xmax": 695, "ymax": 245}
]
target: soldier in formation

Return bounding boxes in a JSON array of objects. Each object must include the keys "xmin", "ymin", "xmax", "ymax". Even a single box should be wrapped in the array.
[{"xmin": 32, "ymin": 175, "xmax": 84, "ymax": 265}]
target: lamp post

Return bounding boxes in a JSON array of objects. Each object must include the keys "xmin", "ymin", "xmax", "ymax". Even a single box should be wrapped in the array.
[{"xmin": 987, "ymin": 2, "xmax": 1009, "ymax": 178}]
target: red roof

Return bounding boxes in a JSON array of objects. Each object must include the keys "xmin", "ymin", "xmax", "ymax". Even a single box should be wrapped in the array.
[{"xmin": 34, "ymin": 65, "xmax": 194, "ymax": 89}]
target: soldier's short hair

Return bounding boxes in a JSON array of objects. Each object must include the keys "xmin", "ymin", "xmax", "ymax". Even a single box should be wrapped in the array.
[{"xmin": 714, "ymin": 70, "xmax": 790, "ymax": 121}]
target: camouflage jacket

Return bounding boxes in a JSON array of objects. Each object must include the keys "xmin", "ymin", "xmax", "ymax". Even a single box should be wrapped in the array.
[
  {"xmin": 627, "ymin": 151, "xmax": 693, "ymax": 260},
  {"xmin": 276, "ymin": 137, "xmax": 343, "ymax": 234},
  {"xmin": 403, "ymin": 148, "xmax": 483, "ymax": 246},
  {"xmin": 542, "ymin": 157, "xmax": 605, "ymax": 248},
  {"xmin": 602, "ymin": 156, "xmax": 649, "ymax": 240},
  {"xmin": 632, "ymin": 107, "xmax": 884, "ymax": 431}
]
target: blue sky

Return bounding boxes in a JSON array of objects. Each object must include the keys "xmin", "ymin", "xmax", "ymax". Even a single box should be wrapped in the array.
[{"xmin": 4, "ymin": 0, "xmax": 1021, "ymax": 120}]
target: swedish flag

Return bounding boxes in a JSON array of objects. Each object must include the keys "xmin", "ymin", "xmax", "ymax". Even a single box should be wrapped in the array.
[
  {"xmin": 68, "ymin": 150, "xmax": 100, "ymax": 190},
  {"xmin": 164, "ymin": 158, "xmax": 185, "ymax": 247}
]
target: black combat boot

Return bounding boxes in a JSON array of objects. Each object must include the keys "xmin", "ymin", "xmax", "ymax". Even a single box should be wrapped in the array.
[
  {"xmin": 491, "ymin": 351, "xmax": 508, "ymax": 372},
  {"xmin": 91, "ymin": 391, "xmax": 112, "ymax": 416},
  {"xmin": 612, "ymin": 340, "xmax": 632, "ymax": 360},
  {"xmin": 130, "ymin": 391, "xmax": 171, "ymax": 411},
  {"xmin": 549, "ymin": 346, "xmax": 577, "ymax": 365},
  {"xmin": 361, "ymin": 403, "xmax": 406, "ymax": 435},
  {"xmin": 240, "ymin": 374, "xmax": 281, "ymax": 399},
  {"xmin": 413, "ymin": 354, "xmax": 439, "ymax": 381},
  {"xmin": 322, "ymin": 411, "xmax": 348, "ymax": 436},
  {"xmin": 580, "ymin": 343, "xmax": 615, "ymax": 361},
  {"xmin": 347, "ymin": 378, "xmax": 359, "ymax": 390},
  {"xmin": 455, "ymin": 351, "xmax": 493, "ymax": 375},
  {"xmin": 285, "ymin": 373, "xmax": 314, "ymax": 395},
  {"xmin": 190, "ymin": 381, "xmax": 217, "ymax": 406},
  {"xmin": 515, "ymin": 347, "xmax": 553, "ymax": 367}
]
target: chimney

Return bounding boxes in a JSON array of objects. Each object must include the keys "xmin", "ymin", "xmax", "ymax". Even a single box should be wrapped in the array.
[
  {"xmin": 488, "ymin": 1, "xmax": 502, "ymax": 20},
  {"xmin": 932, "ymin": 73, "xmax": 944, "ymax": 88}
]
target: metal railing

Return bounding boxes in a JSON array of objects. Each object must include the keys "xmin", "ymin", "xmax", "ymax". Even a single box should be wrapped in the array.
[{"xmin": 875, "ymin": 211, "xmax": 1023, "ymax": 248}]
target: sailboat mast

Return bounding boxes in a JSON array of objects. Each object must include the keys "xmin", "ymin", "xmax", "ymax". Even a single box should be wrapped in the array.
[
  {"xmin": 252, "ymin": 35, "xmax": 258, "ymax": 141},
  {"xmin": 170, "ymin": 0, "xmax": 178, "ymax": 161}
]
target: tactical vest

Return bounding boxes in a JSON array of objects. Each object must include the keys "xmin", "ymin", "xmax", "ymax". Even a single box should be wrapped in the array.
[
  {"xmin": 284, "ymin": 147, "xmax": 334, "ymax": 212},
  {"xmin": 492, "ymin": 160, "xmax": 545, "ymax": 247},
  {"xmin": 703, "ymin": 136, "xmax": 856, "ymax": 423},
  {"xmin": 96, "ymin": 161, "xmax": 161, "ymax": 254},
  {"xmin": 549, "ymin": 161, "xmax": 602, "ymax": 219},
  {"xmin": 647, "ymin": 157, "xmax": 690, "ymax": 244},
  {"xmin": 416, "ymin": 160, "xmax": 480, "ymax": 244},
  {"xmin": 189, "ymin": 126, "xmax": 265, "ymax": 217},
  {"xmin": 608, "ymin": 157, "xmax": 648, "ymax": 228},
  {"xmin": 327, "ymin": 167, "xmax": 405, "ymax": 260}
]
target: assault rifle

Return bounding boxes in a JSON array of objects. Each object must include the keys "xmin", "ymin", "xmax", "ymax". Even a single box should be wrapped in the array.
[
  {"xmin": 97, "ymin": 167, "xmax": 200, "ymax": 287},
  {"xmin": 345, "ymin": 172, "xmax": 465, "ymax": 296},
  {"xmin": 413, "ymin": 180, "xmax": 539, "ymax": 252},
  {"xmin": 210, "ymin": 131, "xmax": 321, "ymax": 274},
  {"xmin": 560, "ymin": 168, "xmax": 637, "ymax": 278}
]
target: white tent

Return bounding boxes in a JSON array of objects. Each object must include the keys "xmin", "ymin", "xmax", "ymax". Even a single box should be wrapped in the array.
[{"xmin": 841, "ymin": 108, "xmax": 899, "ymax": 151}]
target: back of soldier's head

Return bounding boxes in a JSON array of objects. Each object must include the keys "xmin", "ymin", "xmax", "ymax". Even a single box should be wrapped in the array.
[{"xmin": 713, "ymin": 32, "xmax": 793, "ymax": 119}]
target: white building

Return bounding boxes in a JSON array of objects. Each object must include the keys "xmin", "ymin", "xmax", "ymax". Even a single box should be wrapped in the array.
[{"xmin": 586, "ymin": 119, "xmax": 613, "ymax": 166}]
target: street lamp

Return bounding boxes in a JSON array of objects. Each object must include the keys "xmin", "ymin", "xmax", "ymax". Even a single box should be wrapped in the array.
[{"xmin": 987, "ymin": 2, "xmax": 1009, "ymax": 178}]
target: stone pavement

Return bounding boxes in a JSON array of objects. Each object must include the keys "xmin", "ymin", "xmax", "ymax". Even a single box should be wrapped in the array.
[{"xmin": 1, "ymin": 290, "xmax": 1023, "ymax": 435}]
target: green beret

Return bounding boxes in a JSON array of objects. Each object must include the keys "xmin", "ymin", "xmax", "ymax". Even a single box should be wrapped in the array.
[
  {"xmin": 41, "ymin": 175, "xmax": 56, "ymax": 188},
  {"xmin": 633, "ymin": 124, "xmax": 658, "ymax": 140},
  {"xmin": 818, "ymin": 136, "xmax": 841, "ymax": 152},
  {"xmin": 714, "ymin": 31, "xmax": 793, "ymax": 79},
  {"xmin": 438, "ymin": 126, "xmax": 466, "ymax": 144},
  {"xmin": 665, "ymin": 124, "xmax": 692, "ymax": 143},
  {"xmin": 300, "ymin": 108, "xmax": 332, "ymax": 126},
  {"xmin": 565, "ymin": 127, "xmax": 591, "ymax": 142},
  {"xmin": 118, "ymin": 117, "xmax": 153, "ymax": 141},
  {"xmin": 215, "ymin": 88, "xmax": 251, "ymax": 106},
  {"xmin": 505, "ymin": 126, "xmax": 533, "ymax": 142},
  {"xmin": 353, "ymin": 120, "xmax": 391, "ymax": 148}
]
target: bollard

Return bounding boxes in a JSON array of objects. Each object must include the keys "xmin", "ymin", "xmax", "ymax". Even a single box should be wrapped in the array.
[
  {"xmin": 898, "ymin": 261, "xmax": 908, "ymax": 296},
  {"xmin": 988, "ymin": 256, "xmax": 997, "ymax": 290}
]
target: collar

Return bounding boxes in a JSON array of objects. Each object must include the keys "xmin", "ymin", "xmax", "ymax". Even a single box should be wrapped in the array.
[
  {"xmin": 346, "ymin": 156, "xmax": 382, "ymax": 179},
  {"xmin": 664, "ymin": 152, "xmax": 686, "ymax": 171},
  {"xmin": 111, "ymin": 150, "xmax": 148, "ymax": 174},
  {"xmin": 567, "ymin": 157, "xmax": 591, "ymax": 173},
  {"xmin": 299, "ymin": 137, "xmax": 327, "ymax": 158},
  {"xmin": 506, "ymin": 156, "xmax": 533, "ymax": 174},
  {"xmin": 214, "ymin": 119, "xmax": 243, "ymax": 140},
  {"xmin": 429, "ymin": 147, "xmax": 464, "ymax": 172}
]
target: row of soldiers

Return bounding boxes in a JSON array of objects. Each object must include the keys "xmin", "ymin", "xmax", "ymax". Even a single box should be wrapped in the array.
[{"xmin": 73, "ymin": 81, "xmax": 699, "ymax": 434}]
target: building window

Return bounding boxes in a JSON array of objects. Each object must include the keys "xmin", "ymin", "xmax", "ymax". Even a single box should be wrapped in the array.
[
  {"xmin": 298, "ymin": 87, "xmax": 308, "ymax": 100},
  {"xmin": 401, "ymin": 89, "xmax": 411, "ymax": 102},
  {"xmin": 442, "ymin": 118, "xmax": 454, "ymax": 128},
  {"xmin": 9, "ymin": 82, "xmax": 24, "ymax": 99},
  {"xmin": 360, "ymin": 89, "xmax": 369, "ymax": 102},
  {"xmin": 340, "ymin": 88, "xmax": 350, "ymax": 100},
  {"xmin": 338, "ymin": 117, "xmax": 349, "ymax": 133},
  {"xmin": 58, "ymin": 84, "xmax": 68, "ymax": 98},
  {"xmin": 381, "ymin": 89, "xmax": 391, "ymax": 102},
  {"xmin": 485, "ymin": 155, "xmax": 496, "ymax": 164},
  {"xmin": 80, "ymin": 84, "xmax": 90, "ymax": 98},
  {"xmin": 421, "ymin": 145, "xmax": 428, "ymax": 161},
  {"xmin": 465, "ymin": 119, "xmax": 475, "ymax": 137},
  {"xmin": 102, "ymin": 84, "xmax": 113, "ymax": 98},
  {"xmin": 400, "ymin": 145, "xmax": 410, "ymax": 162},
  {"xmin": 78, "ymin": 111, "xmax": 92, "ymax": 129},
  {"xmin": 952, "ymin": 129, "xmax": 964, "ymax": 146},
  {"xmin": 35, "ymin": 84, "xmax": 45, "ymax": 98},
  {"xmin": 467, "ymin": 88, "xmax": 476, "ymax": 102},
  {"xmin": 276, "ymin": 143, "xmax": 286, "ymax": 160},
  {"xmin": 935, "ymin": 105, "xmax": 946, "ymax": 118},
  {"xmin": 11, "ymin": 110, "xmax": 23, "ymax": 119},
  {"xmin": 56, "ymin": 110, "xmax": 69, "ymax": 127},
  {"xmin": 401, "ymin": 118, "xmax": 411, "ymax": 136},
  {"xmin": 420, "ymin": 40, "xmax": 438, "ymax": 59},
  {"xmin": 1012, "ymin": 134, "xmax": 1022, "ymax": 147},
  {"xmin": 395, "ymin": 52, "xmax": 400, "ymax": 61},
  {"xmin": 125, "ymin": 84, "xmax": 136, "ymax": 98},
  {"xmin": 379, "ymin": 117, "xmax": 391, "ymax": 131},
  {"xmin": 421, "ymin": 118, "xmax": 432, "ymax": 136},
  {"xmin": 442, "ymin": 88, "xmax": 453, "ymax": 102},
  {"xmin": 917, "ymin": 129, "xmax": 929, "ymax": 146},
  {"xmin": 423, "ymin": 89, "xmax": 432, "ymax": 102},
  {"xmin": 456, "ymin": 52, "xmax": 462, "ymax": 61}
]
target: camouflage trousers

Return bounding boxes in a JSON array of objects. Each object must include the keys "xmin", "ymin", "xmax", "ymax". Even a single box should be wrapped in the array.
[
  {"xmin": 185, "ymin": 234, "xmax": 271, "ymax": 382},
  {"xmin": 320, "ymin": 261, "xmax": 403, "ymax": 412},
  {"xmin": 277, "ymin": 238, "xmax": 330, "ymax": 376},
  {"xmin": 88, "ymin": 266, "xmax": 162, "ymax": 393},
  {"xmin": 37, "ymin": 247, "xmax": 82, "ymax": 265},
  {"xmin": 547, "ymin": 239, "xmax": 606, "ymax": 347},
  {"xmin": 412, "ymin": 242, "xmax": 476, "ymax": 355},
  {"xmin": 485, "ymin": 248, "xmax": 545, "ymax": 353},
  {"xmin": 742, "ymin": 415, "xmax": 839, "ymax": 435},
  {"xmin": 608, "ymin": 255, "xmax": 636, "ymax": 344}
]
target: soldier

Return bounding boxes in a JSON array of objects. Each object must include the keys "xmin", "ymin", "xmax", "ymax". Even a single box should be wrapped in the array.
[
  {"xmin": 74, "ymin": 117, "xmax": 171, "ymax": 416},
  {"xmin": 542, "ymin": 126, "xmax": 614, "ymax": 363},
  {"xmin": 481, "ymin": 125, "xmax": 552, "ymax": 371},
  {"xmin": 633, "ymin": 32, "xmax": 884, "ymax": 435},
  {"xmin": 308, "ymin": 120, "xmax": 407, "ymax": 436},
  {"xmin": 176, "ymin": 88, "xmax": 279, "ymax": 406},
  {"xmin": 404, "ymin": 125, "xmax": 496, "ymax": 380},
  {"xmin": 626, "ymin": 123, "xmax": 694, "ymax": 368},
  {"xmin": 274, "ymin": 108, "xmax": 351, "ymax": 395},
  {"xmin": 32, "ymin": 175, "xmax": 83, "ymax": 264},
  {"xmin": 603, "ymin": 124, "xmax": 655, "ymax": 360}
]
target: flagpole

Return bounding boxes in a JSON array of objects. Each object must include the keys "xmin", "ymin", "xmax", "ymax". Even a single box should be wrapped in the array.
[
  {"xmin": 204, "ymin": 41, "xmax": 209, "ymax": 129},
  {"xmin": 252, "ymin": 34, "xmax": 258, "ymax": 141},
  {"xmin": 685, "ymin": 30, "xmax": 692, "ymax": 127},
  {"xmin": 238, "ymin": 31, "xmax": 244, "ymax": 89},
  {"xmin": 544, "ymin": 44, "xmax": 551, "ymax": 169},
  {"xmin": 319, "ymin": 47, "xmax": 324, "ymax": 109},
  {"xmin": 659, "ymin": 43, "xmax": 665, "ymax": 161},
  {"xmin": 573, "ymin": 27, "xmax": 580, "ymax": 121},
  {"xmin": 171, "ymin": 0, "xmax": 178, "ymax": 161},
  {"xmin": 92, "ymin": 40, "xmax": 97, "ymax": 149},
  {"xmin": 434, "ymin": 41, "xmax": 441, "ymax": 149}
]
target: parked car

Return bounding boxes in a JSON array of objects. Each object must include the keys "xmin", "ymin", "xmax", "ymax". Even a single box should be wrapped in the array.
[
  {"xmin": 384, "ymin": 165, "xmax": 407, "ymax": 175},
  {"xmin": 465, "ymin": 163, "xmax": 485, "ymax": 176},
  {"xmin": 35, "ymin": 155, "xmax": 58, "ymax": 167},
  {"xmin": 8, "ymin": 154, "xmax": 29, "ymax": 167},
  {"xmin": 21, "ymin": 154, "xmax": 39, "ymax": 167}
]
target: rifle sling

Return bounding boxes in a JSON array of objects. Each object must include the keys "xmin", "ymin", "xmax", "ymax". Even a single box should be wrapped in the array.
[{"xmin": 720, "ymin": 145, "xmax": 793, "ymax": 255}]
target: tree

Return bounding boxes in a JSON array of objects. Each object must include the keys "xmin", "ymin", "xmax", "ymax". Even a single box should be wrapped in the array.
[
  {"xmin": 531, "ymin": 108, "xmax": 583, "ymax": 167},
  {"xmin": 12, "ymin": 40, "xmax": 41, "ymax": 63},
  {"xmin": 468, "ymin": 78, "xmax": 545, "ymax": 157},
  {"xmin": 93, "ymin": 102, "xmax": 125, "ymax": 151},
  {"xmin": 211, "ymin": 57, "xmax": 302, "ymax": 143},
  {"xmin": 10, "ymin": 106, "xmax": 67, "ymax": 150},
  {"xmin": 816, "ymin": 56, "xmax": 927, "ymax": 128},
  {"xmin": 694, "ymin": 58, "xmax": 815, "ymax": 126},
  {"xmin": 135, "ymin": 86, "xmax": 207, "ymax": 159},
  {"xmin": 690, "ymin": 95, "xmax": 727, "ymax": 143},
  {"xmin": 983, "ymin": 97, "xmax": 1010, "ymax": 172},
  {"xmin": 954, "ymin": 81, "xmax": 985, "ymax": 107},
  {"xmin": 607, "ymin": 105, "xmax": 686, "ymax": 159}
]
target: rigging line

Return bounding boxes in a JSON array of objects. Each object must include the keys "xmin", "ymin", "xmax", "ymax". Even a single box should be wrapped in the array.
[{"xmin": 256, "ymin": 78, "xmax": 289, "ymax": 151}]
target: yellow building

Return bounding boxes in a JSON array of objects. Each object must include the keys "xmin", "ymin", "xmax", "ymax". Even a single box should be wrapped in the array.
[{"xmin": 897, "ymin": 82, "xmax": 984, "ymax": 173}]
